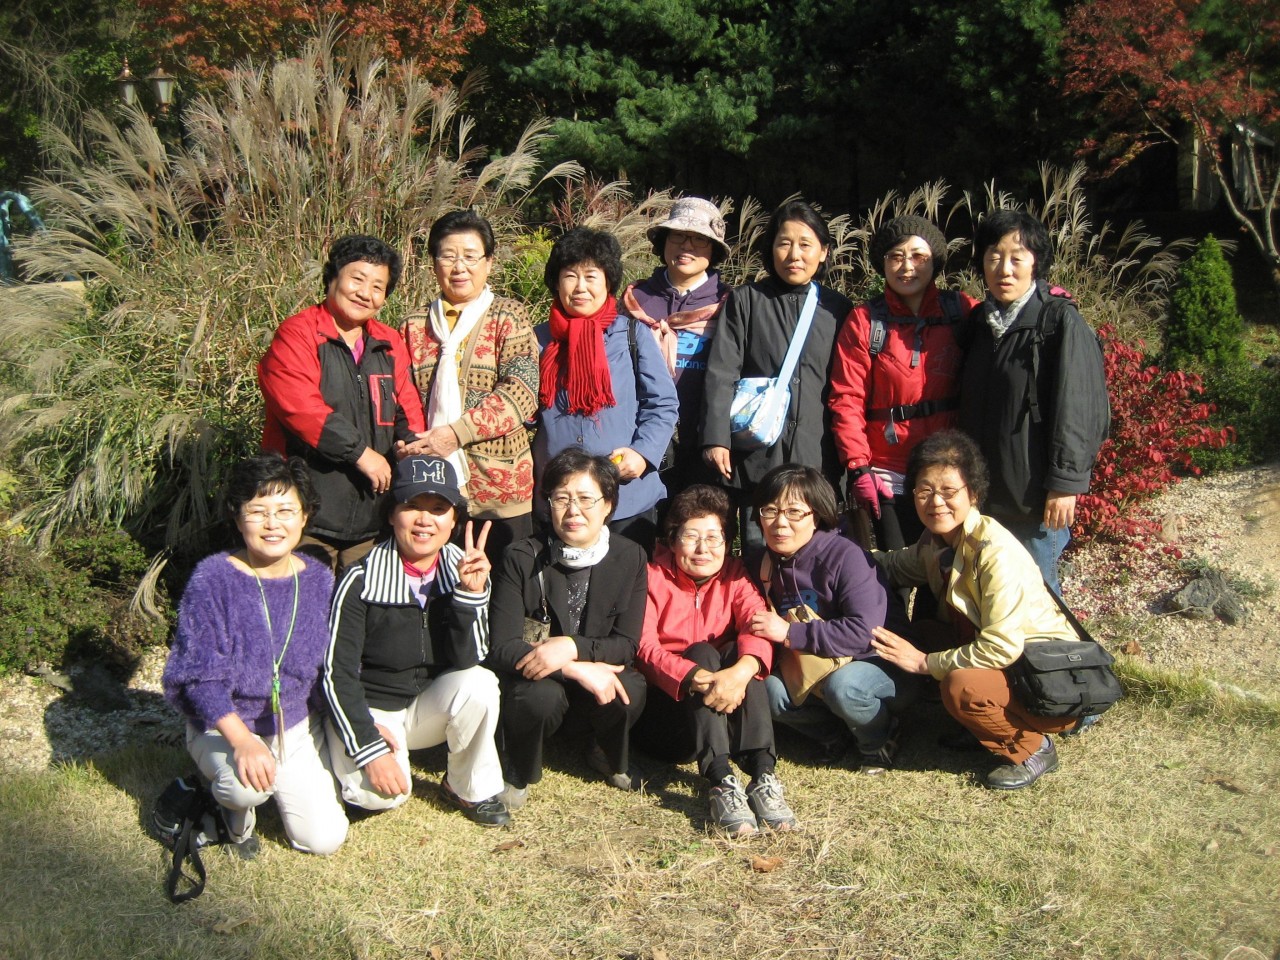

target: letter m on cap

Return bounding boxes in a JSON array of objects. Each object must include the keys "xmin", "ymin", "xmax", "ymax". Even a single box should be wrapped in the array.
[{"xmin": 413, "ymin": 459, "xmax": 447, "ymax": 485}]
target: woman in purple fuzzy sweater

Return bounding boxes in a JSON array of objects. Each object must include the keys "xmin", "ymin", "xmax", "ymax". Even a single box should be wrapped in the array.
[{"xmin": 163, "ymin": 454, "xmax": 348, "ymax": 856}]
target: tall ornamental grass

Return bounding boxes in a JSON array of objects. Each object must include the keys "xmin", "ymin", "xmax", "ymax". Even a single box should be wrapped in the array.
[{"xmin": 0, "ymin": 29, "xmax": 579, "ymax": 556}]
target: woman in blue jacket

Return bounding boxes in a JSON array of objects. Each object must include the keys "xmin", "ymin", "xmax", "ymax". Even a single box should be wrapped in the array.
[{"xmin": 534, "ymin": 228, "xmax": 679, "ymax": 555}]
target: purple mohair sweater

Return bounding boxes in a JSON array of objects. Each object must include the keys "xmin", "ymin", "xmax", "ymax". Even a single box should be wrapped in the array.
[{"xmin": 163, "ymin": 552, "xmax": 335, "ymax": 737}]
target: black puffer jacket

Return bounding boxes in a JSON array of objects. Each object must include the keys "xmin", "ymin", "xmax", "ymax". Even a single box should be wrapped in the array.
[{"xmin": 958, "ymin": 280, "xmax": 1110, "ymax": 520}]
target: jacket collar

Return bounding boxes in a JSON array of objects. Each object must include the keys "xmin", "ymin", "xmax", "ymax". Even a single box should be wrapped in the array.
[
  {"xmin": 359, "ymin": 536, "xmax": 462, "ymax": 605},
  {"xmin": 309, "ymin": 302, "xmax": 395, "ymax": 349}
]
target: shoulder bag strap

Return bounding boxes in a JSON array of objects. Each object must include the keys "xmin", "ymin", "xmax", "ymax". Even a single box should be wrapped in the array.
[
  {"xmin": 1043, "ymin": 579, "xmax": 1098, "ymax": 645},
  {"xmin": 775, "ymin": 282, "xmax": 819, "ymax": 384}
]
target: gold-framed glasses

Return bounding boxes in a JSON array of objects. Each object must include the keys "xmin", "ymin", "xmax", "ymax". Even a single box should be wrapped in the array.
[
  {"xmin": 548, "ymin": 493, "xmax": 605, "ymax": 511},
  {"xmin": 912, "ymin": 485, "xmax": 968, "ymax": 503},
  {"xmin": 241, "ymin": 507, "xmax": 301, "ymax": 524},
  {"xmin": 677, "ymin": 533, "xmax": 725, "ymax": 548}
]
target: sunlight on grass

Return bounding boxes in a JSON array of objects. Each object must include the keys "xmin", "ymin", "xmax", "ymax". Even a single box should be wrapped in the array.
[{"xmin": 1, "ymin": 702, "xmax": 1278, "ymax": 960}]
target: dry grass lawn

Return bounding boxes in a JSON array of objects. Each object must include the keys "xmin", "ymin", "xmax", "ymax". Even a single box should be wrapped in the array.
[{"xmin": 1, "ymin": 684, "xmax": 1278, "ymax": 960}]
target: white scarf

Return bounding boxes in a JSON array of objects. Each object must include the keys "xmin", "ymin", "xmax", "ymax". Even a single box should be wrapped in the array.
[
  {"xmin": 427, "ymin": 287, "xmax": 494, "ymax": 485},
  {"xmin": 553, "ymin": 526, "xmax": 611, "ymax": 569}
]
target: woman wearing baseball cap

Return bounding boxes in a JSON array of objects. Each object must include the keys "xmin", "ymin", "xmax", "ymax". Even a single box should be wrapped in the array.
[{"xmin": 323, "ymin": 455, "xmax": 511, "ymax": 826}]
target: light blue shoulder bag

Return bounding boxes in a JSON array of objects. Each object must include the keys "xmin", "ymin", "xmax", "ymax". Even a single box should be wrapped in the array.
[{"xmin": 729, "ymin": 282, "xmax": 818, "ymax": 451}]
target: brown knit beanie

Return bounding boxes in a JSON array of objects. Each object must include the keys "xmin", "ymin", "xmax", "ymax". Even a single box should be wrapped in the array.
[{"xmin": 870, "ymin": 215, "xmax": 948, "ymax": 277}]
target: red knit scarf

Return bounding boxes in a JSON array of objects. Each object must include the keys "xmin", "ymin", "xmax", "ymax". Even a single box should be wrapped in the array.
[{"xmin": 539, "ymin": 295, "xmax": 618, "ymax": 416}]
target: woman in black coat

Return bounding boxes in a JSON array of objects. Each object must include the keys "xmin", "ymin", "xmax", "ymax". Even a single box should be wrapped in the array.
[{"xmin": 487, "ymin": 448, "xmax": 649, "ymax": 808}]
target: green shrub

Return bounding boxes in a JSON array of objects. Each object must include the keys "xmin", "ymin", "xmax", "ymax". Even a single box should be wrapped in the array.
[
  {"xmin": 0, "ymin": 525, "xmax": 168, "ymax": 676},
  {"xmin": 1193, "ymin": 360, "xmax": 1280, "ymax": 471},
  {"xmin": 1165, "ymin": 234, "xmax": 1245, "ymax": 371}
]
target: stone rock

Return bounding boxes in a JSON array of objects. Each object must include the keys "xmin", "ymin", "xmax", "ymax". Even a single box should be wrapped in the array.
[{"xmin": 1170, "ymin": 569, "xmax": 1248, "ymax": 625}]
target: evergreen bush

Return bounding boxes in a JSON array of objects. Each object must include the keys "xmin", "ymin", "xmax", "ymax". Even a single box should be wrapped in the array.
[{"xmin": 1165, "ymin": 234, "xmax": 1245, "ymax": 371}]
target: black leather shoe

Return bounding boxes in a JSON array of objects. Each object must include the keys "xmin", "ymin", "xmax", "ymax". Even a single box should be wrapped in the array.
[
  {"xmin": 440, "ymin": 780, "xmax": 511, "ymax": 826},
  {"xmin": 985, "ymin": 736, "xmax": 1059, "ymax": 790}
]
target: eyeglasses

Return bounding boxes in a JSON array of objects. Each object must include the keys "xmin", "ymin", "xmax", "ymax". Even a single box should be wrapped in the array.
[
  {"xmin": 912, "ymin": 485, "xmax": 968, "ymax": 503},
  {"xmin": 677, "ymin": 533, "xmax": 726, "ymax": 549},
  {"xmin": 434, "ymin": 253, "xmax": 487, "ymax": 268},
  {"xmin": 241, "ymin": 507, "xmax": 302, "ymax": 524},
  {"xmin": 667, "ymin": 231, "xmax": 712, "ymax": 250},
  {"xmin": 884, "ymin": 251, "xmax": 932, "ymax": 268},
  {"xmin": 757, "ymin": 506, "xmax": 813, "ymax": 522},
  {"xmin": 548, "ymin": 493, "xmax": 606, "ymax": 511}
]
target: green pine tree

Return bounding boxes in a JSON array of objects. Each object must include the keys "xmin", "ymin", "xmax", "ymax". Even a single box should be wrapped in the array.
[{"xmin": 1166, "ymin": 234, "xmax": 1244, "ymax": 371}]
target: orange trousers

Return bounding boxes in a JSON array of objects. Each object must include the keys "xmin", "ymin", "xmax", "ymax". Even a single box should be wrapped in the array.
[{"xmin": 940, "ymin": 668, "xmax": 1077, "ymax": 763}]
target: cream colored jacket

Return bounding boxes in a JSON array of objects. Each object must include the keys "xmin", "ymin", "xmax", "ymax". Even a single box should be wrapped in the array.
[{"xmin": 876, "ymin": 511, "xmax": 1077, "ymax": 680}]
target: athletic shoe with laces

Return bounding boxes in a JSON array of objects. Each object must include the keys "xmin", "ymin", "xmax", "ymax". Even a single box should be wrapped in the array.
[
  {"xmin": 746, "ymin": 772, "xmax": 798, "ymax": 831},
  {"xmin": 708, "ymin": 775, "xmax": 758, "ymax": 837},
  {"xmin": 439, "ymin": 779, "xmax": 511, "ymax": 826},
  {"xmin": 985, "ymin": 736, "xmax": 1059, "ymax": 790},
  {"xmin": 857, "ymin": 717, "xmax": 901, "ymax": 775}
]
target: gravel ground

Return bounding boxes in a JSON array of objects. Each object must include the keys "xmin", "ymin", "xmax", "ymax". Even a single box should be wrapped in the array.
[{"xmin": 3, "ymin": 462, "xmax": 1278, "ymax": 774}]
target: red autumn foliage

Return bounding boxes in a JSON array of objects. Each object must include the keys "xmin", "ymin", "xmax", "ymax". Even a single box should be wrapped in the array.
[
  {"xmin": 1075, "ymin": 325, "xmax": 1233, "ymax": 547},
  {"xmin": 136, "ymin": 0, "xmax": 485, "ymax": 83}
]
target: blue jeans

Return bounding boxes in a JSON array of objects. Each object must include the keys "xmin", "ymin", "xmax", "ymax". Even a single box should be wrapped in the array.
[
  {"xmin": 1000, "ymin": 517, "xmax": 1071, "ymax": 596},
  {"xmin": 765, "ymin": 658, "xmax": 916, "ymax": 752}
]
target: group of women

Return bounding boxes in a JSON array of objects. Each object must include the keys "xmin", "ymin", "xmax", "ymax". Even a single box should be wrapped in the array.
[{"xmin": 162, "ymin": 196, "xmax": 1109, "ymax": 853}]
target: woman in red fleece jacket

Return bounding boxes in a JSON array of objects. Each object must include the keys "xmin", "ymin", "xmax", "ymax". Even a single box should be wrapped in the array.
[{"xmin": 633, "ymin": 484, "xmax": 796, "ymax": 837}]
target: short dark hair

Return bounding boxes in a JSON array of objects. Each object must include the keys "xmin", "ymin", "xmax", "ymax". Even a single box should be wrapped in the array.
[
  {"xmin": 428, "ymin": 209, "xmax": 495, "ymax": 259},
  {"xmin": 752, "ymin": 464, "xmax": 840, "ymax": 530},
  {"xmin": 975, "ymin": 209, "xmax": 1053, "ymax": 279},
  {"xmin": 650, "ymin": 228, "xmax": 726, "ymax": 269},
  {"xmin": 763, "ymin": 199, "xmax": 831, "ymax": 284},
  {"xmin": 322, "ymin": 235, "xmax": 404, "ymax": 297},
  {"xmin": 905, "ymin": 429, "xmax": 990, "ymax": 508},
  {"xmin": 663, "ymin": 484, "xmax": 735, "ymax": 545},
  {"xmin": 224, "ymin": 453, "xmax": 319, "ymax": 524},
  {"xmin": 544, "ymin": 227, "xmax": 624, "ymax": 297},
  {"xmin": 542, "ymin": 447, "xmax": 620, "ymax": 521}
]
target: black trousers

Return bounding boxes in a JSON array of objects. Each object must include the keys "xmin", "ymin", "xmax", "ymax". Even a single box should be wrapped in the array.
[
  {"xmin": 631, "ymin": 642, "xmax": 775, "ymax": 782},
  {"xmin": 498, "ymin": 667, "xmax": 648, "ymax": 788}
]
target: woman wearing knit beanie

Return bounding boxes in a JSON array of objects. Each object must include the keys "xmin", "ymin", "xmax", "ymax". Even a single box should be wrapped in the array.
[
  {"xmin": 531, "ymin": 227, "xmax": 679, "ymax": 554},
  {"xmin": 829, "ymin": 214, "xmax": 980, "ymax": 558}
]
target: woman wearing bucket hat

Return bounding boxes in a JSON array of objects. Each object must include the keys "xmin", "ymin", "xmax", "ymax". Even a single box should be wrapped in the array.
[
  {"xmin": 622, "ymin": 197, "xmax": 732, "ymax": 496},
  {"xmin": 829, "ymin": 215, "xmax": 980, "ymax": 557}
]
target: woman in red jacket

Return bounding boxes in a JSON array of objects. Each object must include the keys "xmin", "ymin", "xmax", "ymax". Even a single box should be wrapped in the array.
[
  {"xmin": 830, "ymin": 216, "xmax": 979, "ymax": 553},
  {"xmin": 633, "ymin": 484, "xmax": 796, "ymax": 836}
]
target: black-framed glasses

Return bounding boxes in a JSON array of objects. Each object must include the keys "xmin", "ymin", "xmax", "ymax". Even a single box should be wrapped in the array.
[
  {"xmin": 757, "ymin": 506, "xmax": 813, "ymax": 522},
  {"xmin": 547, "ymin": 493, "xmax": 606, "ymax": 511}
]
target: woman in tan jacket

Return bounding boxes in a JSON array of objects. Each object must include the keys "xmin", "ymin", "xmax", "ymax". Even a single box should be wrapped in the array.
[{"xmin": 871, "ymin": 430, "xmax": 1085, "ymax": 790}]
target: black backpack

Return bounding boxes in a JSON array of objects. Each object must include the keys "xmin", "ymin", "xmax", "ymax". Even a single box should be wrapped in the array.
[{"xmin": 150, "ymin": 775, "xmax": 230, "ymax": 903}]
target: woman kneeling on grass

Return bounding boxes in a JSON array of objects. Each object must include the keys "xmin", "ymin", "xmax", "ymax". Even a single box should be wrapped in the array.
[
  {"xmin": 752, "ymin": 464, "xmax": 919, "ymax": 773},
  {"xmin": 871, "ymin": 430, "xmax": 1087, "ymax": 790},
  {"xmin": 324, "ymin": 455, "xmax": 509, "ymax": 826},
  {"xmin": 162, "ymin": 453, "xmax": 348, "ymax": 857},
  {"xmin": 633, "ymin": 484, "xmax": 796, "ymax": 836}
]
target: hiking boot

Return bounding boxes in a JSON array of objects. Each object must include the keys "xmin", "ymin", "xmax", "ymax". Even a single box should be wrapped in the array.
[
  {"xmin": 857, "ymin": 718, "xmax": 900, "ymax": 775},
  {"xmin": 439, "ymin": 779, "xmax": 511, "ymax": 827},
  {"xmin": 985, "ymin": 736, "xmax": 1059, "ymax": 790},
  {"xmin": 1061, "ymin": 713, "xmax": 1102, "ymax": 737},
  {"xmin": 499, "ymin": 782, "xmax": 529, "ymax": 811},
  {"xmin": 746, "ymin": 772, "xmax": 798, "ymax": 832},
  {"xmin": 586, "ymin": 742, "xmax": 641, "ymax": 791},
  {"xmin": 708, "ymin": 775, "xmax": 758, "ymax": 837}
]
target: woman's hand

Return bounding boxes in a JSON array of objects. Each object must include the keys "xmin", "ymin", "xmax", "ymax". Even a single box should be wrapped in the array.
[
  {"xmin": 216, "ymin": 713, "xmax": 275, "ymax": 792},
  {"xmin": 1043, "ymin": 491, "xmax": 1077, "ymax": 531},
  {"xmin": 608, "ymin": 447, "xmax": 646, "ymax": 481},
  {"xmin": 365, "ymin": 725, "xmax": 411, "ymax": 797},
  {"xmin": 699, "ymin": 657, "xmax": 758, "ymax": 714},
  {"xmin": 703, "ymin": 445, "xmax": 732, "ymax": 481},
  {"xmin": 516, "ymin": 634, "xmax": 578, "ymax": 680},
  {"xmin": 355, "ymin": 447, "xmax": 392, "ymax": 494},
  {"xmin": 750, "ymin": 609, "xmax": 791, "ymax": 644},
  {"xmin": 455, "ymin": 521, "xmax": 492, "ymax": 593},
  {"xmin": 425, "ymin": 425, "xmax": 461, "ymax": 457},
  {"xmin": 871, "ymin": 626, "xmax": 930, "ymax": 675},
  {"xmin": 563, "ymin": 661, "xmax": 631, "ymax": 706}
]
